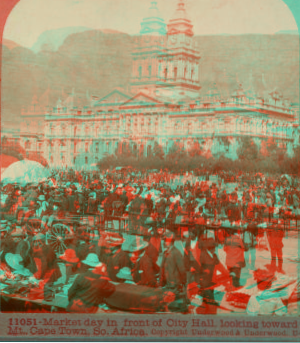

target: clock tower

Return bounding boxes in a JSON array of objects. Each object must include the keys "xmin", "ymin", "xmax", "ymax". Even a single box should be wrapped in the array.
[
  {"xmin": 156, "ymin": 0, "xmax": 201, "ymax": 100},
  {"xmin": 130, "ymin": 1, "xmax": 167, "ymax": 97},
  {"xmin": 130, "ymin": 0, "xmax": 201, "ymax": 100}
]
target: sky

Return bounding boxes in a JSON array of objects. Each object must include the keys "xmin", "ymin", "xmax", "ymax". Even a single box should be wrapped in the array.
[{"xmin": 3, "ymin": 0, "xmax": 298, "ymax": 48}]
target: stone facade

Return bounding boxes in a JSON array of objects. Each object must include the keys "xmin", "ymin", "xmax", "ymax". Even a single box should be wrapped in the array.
[{"xmin": 20, "ymin": 0, "xmax": 300, "ymax": 170}]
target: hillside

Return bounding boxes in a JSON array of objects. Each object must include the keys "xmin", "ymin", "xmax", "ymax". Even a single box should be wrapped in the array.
[{"xmin": 1, "ymin": 30, "xmax": 299, "ymax": 124}]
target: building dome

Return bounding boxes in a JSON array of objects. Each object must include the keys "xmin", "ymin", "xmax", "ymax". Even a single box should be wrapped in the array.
[
  {"xmin": 169, "ymin": 0, "xmax": 191, "ymax": 22},
  {"xmin": 140, "ymin": 1, "xmax": 166, "ymax": 35},
  {"xmin": 167, "ymin": 0, "xmax": 193, "ymax": 36}
]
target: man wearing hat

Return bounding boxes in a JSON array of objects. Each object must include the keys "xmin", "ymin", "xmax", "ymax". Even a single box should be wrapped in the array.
[
  {"xmin": 67, "ymin": 253, "xmax": 116, "ymax": 313},
  {"xmin": 266, "ymin": 220, "xmax": 285, "ymax": 274},
  {"xmin": 223, "ymin": 225, "xmax": 245, "ymax": 288},
  {"xmin": 106, "ymin": 235, "xmax": 131, "ymax": 282},
  {"xmin": 122, "ymin": 235, "xmax": 157, "ymax": 287},
  {"xmin": 31, "ymin": 233, "xmax": 59, "ymax": 282},
  {"xmin": 184, "ymin": 227, "xmax": 202, "ymax": 287},
  {"xmin": 57, "ymin": 249, "xmax": 80, "ymax": 285},
  {"xmin": 246, "ymin": 268, "xmax": 287, "ymax": 316},
  {"xmin": 199, "ymin": 238, "xmax": 228, "ymax": 314},
  {"xmin": 159, "ymin": 230, "xmax": 187, "ymax": 307}
]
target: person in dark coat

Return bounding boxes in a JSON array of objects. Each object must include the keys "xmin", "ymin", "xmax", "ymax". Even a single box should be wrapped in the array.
[
  {"xmin": 31, "ymin": 233, "xmax": 60, "ymax": 282},
  {"xmin": 67, "ymin": 253, "xmax": 115, "ymax": 313},
  {"xmin": 224, "ymin": 226, "xmax": 245, "ymax": 288},
  {"xmin": 106, "ymin": 235, "xmax": 132, "ymax": 282},
  {"xmin": 67, "ymin": 190, "xmax": 77, "ymax": 214},
  {"xmin": 199, "ymin": 238, "xmax": 228, "ymax": 314},
  {"xmin": 159, "ymin": 230, "xmax": 186, "ymax": 293},
  {"xmin": 120, "ymin": 190, "xmax": 129, "ymax": 209},
  {"xmin": 267, "ymin": 220, "xmax": 285, "ymax": 274},
  {"xmin": 122, "ymin": 235, "xmax": 157, "ymax": 287},
  {"xmin": 184, "ymin": 227, "xmax": 201, "ymax": 286}
]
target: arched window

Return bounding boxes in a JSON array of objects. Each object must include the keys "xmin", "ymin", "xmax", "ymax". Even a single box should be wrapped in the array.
[
  {"xmin": 25, "ymin": 140, "xmax": 31, "ymax": 150},
  {"xmin": 138, "ymin": 66, "xmax": 142, "ymax": 79},
  {"xmin": 85, "ymin": 156, "xmax": 88, "ymax": 165},
  {"xmin": 95, "ymin": 142, "xmax": 99, "ymax": 153},
  {"xmin": 184, "ymin": 67, "xmax": 187, "ymax": 79},
  {"xmin": 174, "ymin": 67, "xmax": 178, "ymax": 80},
  {"xmin": 148, "ymin": 65, "xmax": 152, "ymax": 77},
  {"xmin": 164, "ymin": 68, "xmax": 168, "ymax": 79},
  {"xmin": 74, "ymin": 126, "xmax": 77, "ymax": 136},
  {"xmin": 188, "ymin": 122, "xmax": 193, "ymax": 135},
  {"xmin": 147, "ymin": 145, "xmax": 152, "ymax": 157},
  {"xmin": 191, "ymin": 68, "xmax": 194, "ymax": 80},
  {"xmin": 85, "ymin": 142, "xmax": 89, "ymax": 153}
]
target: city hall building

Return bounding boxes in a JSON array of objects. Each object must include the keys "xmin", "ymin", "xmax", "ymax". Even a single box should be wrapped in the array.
[{"xmin": 20, "ymin": 1, "xmax": 299, "ymax": 169}]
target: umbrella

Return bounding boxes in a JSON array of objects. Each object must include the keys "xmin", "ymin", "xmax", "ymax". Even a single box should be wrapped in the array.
[
  {"xmin": 1, "ymin": 154, "xmax": 20, "ymax": 169},
  {"xmin": 1, "ymin": 160, "xmax": 50, "ymax": 186}
]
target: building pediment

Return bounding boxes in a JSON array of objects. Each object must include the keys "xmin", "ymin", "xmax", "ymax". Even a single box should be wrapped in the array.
[
  {"xmin": 120, "ymin": 92, "xmax": 163, "ymax": 108},
  {"xmin": 93, "ymin": 90, "xmax": 131, "ymax": 107}
]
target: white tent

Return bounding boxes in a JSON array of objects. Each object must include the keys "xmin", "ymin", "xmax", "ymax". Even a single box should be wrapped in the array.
[{"xmin": 1, "ymin": 160, "xmax": 50, "ymax": 186}]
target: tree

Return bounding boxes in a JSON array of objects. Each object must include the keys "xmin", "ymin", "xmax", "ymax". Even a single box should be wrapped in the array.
[
  {"xmin": 188, "ymin": 140, "xmax": 203, "ymax": 157},
  {"xmin": 152, "ymin": 141, "xmax": 165, "ymax": 160},
  {"xmin": 237, "ymin": 137, "xmax": 258, "ymax": 161}
]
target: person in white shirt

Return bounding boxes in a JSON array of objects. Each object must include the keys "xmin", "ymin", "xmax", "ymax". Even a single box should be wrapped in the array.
[{"xmin": 246, "ymin": 268, "xmax": 287, "ymax": 316}]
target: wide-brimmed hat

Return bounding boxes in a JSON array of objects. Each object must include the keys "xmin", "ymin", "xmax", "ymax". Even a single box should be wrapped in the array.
[
  {"xmin": 33, "ymin": 233, "xmax": 46, "ymax": 241},
  {"xmin": 164, "ymin": 229, "xmax": 175, "ymax": 240},
  {"xmin": 106, "ymin": 234, "xmax": 124, "ymax": 247},
  {"xmin": 38, "ymin": 195, "xmax": 46, "ymax": 201},
  {"xmin": 81, "ymin": 253, "xmax": 102, "ymax": 267},
  {"xmin": 116, "ymin": 267, "xmax": 133, "ymax": 281},
  {"xmin": 157, "ymin": 227, "xmax": 164, "ymax": 235},
  {"xmin": 122, "ymin": 235, "xmax": 148, "ymax": 252},
  {"xmin": 196, "ymin": 198, "xmax": 206, "ymax": 207},
  {"xmin": 10, "ymin": 227, "xmax": 24, "ymax": 237},
  {"xmin": 59, "ymin": 249, "xmax": 79, "ymax": 263},
  {"xmin": 144, "ymin": 217, "xmax": 156, "ymax": 226}
]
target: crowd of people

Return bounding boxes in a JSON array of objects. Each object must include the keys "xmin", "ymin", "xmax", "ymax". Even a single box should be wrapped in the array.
[{"xmin": 0, "ymin": 167, "xmax": 299, "ymax": 314}]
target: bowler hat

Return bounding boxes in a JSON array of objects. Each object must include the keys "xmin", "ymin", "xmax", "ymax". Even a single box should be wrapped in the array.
[
  {"xmin": 59, "ymin": 249, "xmax": 79, "ymax": 263},
  {"xmin": 122, "ymin": 235, "xmax": 148, "ymax": 252},
  {"xmin": 81, "ymin": 253, "xmax": 102, "ymax": 267},
  {"xmin": 116, "ymin": 267, "xmax": 133, "ymax": 281}
]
